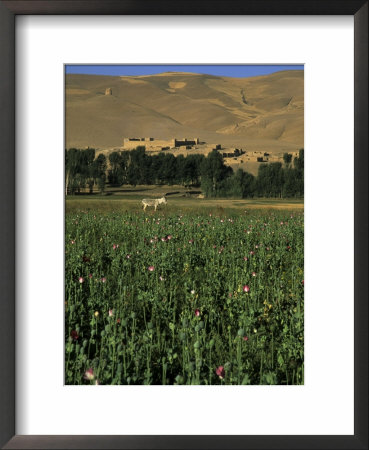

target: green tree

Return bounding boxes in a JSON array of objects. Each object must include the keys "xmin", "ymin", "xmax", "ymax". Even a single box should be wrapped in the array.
[
  {"xmin": 91, "ymin": 154, "xmax": 107, "ymax": 194},
  {"xmin": 150, "ymin": 153, "xmax": 166, "ymax": 184},
  {"xmin": 218, "ymin": 169, "xmax": 255, "ymax": 198},
  {"xmin": 65, "ymin": 148, "xmax": 79, "ymax": 195},
  {"xmin": 65, "ymin": 148, "xmax": 94, "ymax": 195},
  {"xmin": 162, "ymin": 153, "xmax": 177, "ymax": 185},
  {"xmin": 108, "ymin": 151, "xmax": 123, "ymax": 186},
  {"xmin": 126, "ymin": 146, "xmax": 146, "ymax": 186},
  {"xmin": 283, "ymin": 152, "xmax": 292, "ymax": 167},
  {"xmin": 294, "ymin": 148, "xmax": 304, "ymax": 171},
  {"xmin": 201, "ymin": 150, "xmax": 233, "ymax": 197},
  {"xmin": 97, "ymin": 173, "xmax": 106, "ymax": 194},
  {"xmin": 240, "ymin": 170, "xmax": 255, "ymax": 198},
  {"xmin": 282, "ymin": 167, "xmax": 297, "ymax": 197},
  {"xmin": 184, "ymin": 154, "xmax": 204, "ymax": 186},
  {"xmin": 293, "ymin": 148, "xmax": 304, "ymax": 196},
  {"xmin": 256, "ymin": 162, "xmax": 284, "ymax": 197},
  {"xmin": 81, "ymin": 148, "xmax": 96, "ymax": 194}
]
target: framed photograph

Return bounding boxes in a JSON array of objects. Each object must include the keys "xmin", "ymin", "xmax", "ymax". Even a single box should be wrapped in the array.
[
  {"xmin": 1, "ymin": 1, "xmax": 367, "ymax": 449},
  {"xmin": 64, "ymin": 62, "xmax": 305, "ymax": 389}
]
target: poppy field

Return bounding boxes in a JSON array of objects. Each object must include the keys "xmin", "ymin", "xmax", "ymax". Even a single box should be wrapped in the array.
[{"xmin": 65, "ymin": 209, "xmax": 304, "ymax": 385}]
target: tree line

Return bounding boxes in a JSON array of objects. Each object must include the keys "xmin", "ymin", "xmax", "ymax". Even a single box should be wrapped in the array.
[
  {"xmin": 65, "ymin": 148, "xmax": 107, "ymax": 195},
  {"xmin": 65, "ymin": 146, "xmax": 304, "ymax": 198}
]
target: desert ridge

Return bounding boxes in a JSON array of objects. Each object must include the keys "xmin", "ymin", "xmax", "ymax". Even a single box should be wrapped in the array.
[{"xmin": 66, "ymin": 70, "xmax": 303, "ymax": 156}]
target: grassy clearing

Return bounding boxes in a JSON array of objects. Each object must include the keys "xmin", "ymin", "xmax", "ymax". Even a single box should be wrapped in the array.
[{"xmin": 66, "ymin": 195, "xmax": 303, "ymax": 215}]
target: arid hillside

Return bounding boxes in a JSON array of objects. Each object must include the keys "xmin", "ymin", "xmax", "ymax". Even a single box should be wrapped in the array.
[{"xmin": 65, "ymin": 70, "xmax": 303, "ymax": 155}]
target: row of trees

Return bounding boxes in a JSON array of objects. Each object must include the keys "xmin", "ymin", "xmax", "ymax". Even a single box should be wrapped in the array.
[
  {"xmin": 199, "ymin": 148, "xmax": 304, "ymax": 198},
  {"xmin": 65, "ymin": 147, "xmax": 304, "ymax": 198},
  {"xmin": 108, "ymin": 147, "xmax": 205, "ymax": 187},
  {"xmin": 65, "ymin": 148, "xmax": 107, "ymax": 195}
]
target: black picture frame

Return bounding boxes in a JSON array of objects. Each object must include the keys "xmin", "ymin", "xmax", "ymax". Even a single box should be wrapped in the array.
[{"xmin": 0, "ymin": 1, "xmax": 367, "ymax": 449}]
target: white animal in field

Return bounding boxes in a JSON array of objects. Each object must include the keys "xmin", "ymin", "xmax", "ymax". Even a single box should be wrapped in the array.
[{"xmin": 142, "ymin": 196, "xmax": 167, "ymax": 211}]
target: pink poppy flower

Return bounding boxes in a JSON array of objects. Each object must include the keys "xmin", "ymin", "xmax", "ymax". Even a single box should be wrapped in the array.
[
  {"xmin": 243, "ymin": 256, "xmax": 248, "ymax": 261},
  {"xmin": 216, "ymin": 366, "xmax": 225, "ymax": 379},
  {"xmin": 88, "ymin": 273, "xmax": 93, "ymax": 279},
  {"xmin": 148, "ymin": 266, "xmax": 155, "ymax": 272},
  {"xmin": 78, "ymin": 277, "xmax": 84, "ymax": 284},
  {"xmin": 84, "ymin": 368, "xmax": 95, "ymax": 381},
  {"xmin": 252, "ymin": 272, "xmax": 256, "ymax": 277},
  {"xmin": 108, "ymin": 309, "xmax": 114, "ymax": 317},
  {"xmin": 243, "ymin": 336, "xmax": 249, "ymax": 341},
  {"xmin": 70, "ymin": 240, "xmax": 75, "ymax": 245},
  {"xmin": 70, "ymin": 330, "xmax": 79, "ymax": 341},
  {"xmin": 249, "ymin": 251, "xmax": 255, "ymax": 256},
  {"xmin": 100, "ymin": 277, "xmax": 107, "ymax": 283},
  {"xmin": 243, "ymin": 285, "xmax": 250, "ymax": 293},
  {"xmin": 126, "ymin": 254, "xmax": 131, "ymax": 259},
  {"xmin": 195, "ymin": 309, "xmax": 200, "ymax": 317},
  {"xmin": 167, "ymin": 235, "xmax": 172, "ymax": 240},
  {"xmin": 113, "ymin": 244, "xmax": 119, "ymax": 250}
]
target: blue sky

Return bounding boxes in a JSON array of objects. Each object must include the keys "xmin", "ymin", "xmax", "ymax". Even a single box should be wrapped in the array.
[{"xmin": 65, "ymin": 65, "xmax": 303, "ymax": 78}]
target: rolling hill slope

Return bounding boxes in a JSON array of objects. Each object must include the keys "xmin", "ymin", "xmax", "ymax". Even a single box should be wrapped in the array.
[{"xmin": 65, "ymin": 70, "xmax": 304, "ymax": 154}]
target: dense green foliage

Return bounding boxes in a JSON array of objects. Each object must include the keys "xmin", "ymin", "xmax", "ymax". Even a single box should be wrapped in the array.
[
  {"xmin": 65, "ymin": 147, "xmax": 304, "ymax": 198},
  {"xmin": 65, "ymin": 148, "xmax": 106, "ymax": 195},
  {"xmin": 65, "ymin": 210, "xmax": 304, "ymax": 385}
]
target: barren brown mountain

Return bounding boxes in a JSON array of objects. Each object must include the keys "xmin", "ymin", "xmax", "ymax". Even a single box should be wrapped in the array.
[{"xmin": 65, "ymin": 70, "xmax": 303, "ymax": 159}]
